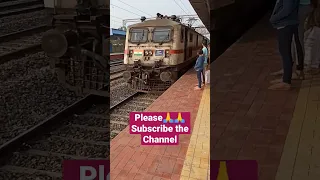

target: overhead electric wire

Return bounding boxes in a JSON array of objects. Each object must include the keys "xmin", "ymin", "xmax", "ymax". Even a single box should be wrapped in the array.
[
  {"xmin": 112, "ymin": 20, "xmax": 123, "ymax": 24},
  {"xmin": 111, "ymin": 21, "xmax": 122, "ymax": 25},
  {"xmin": 111, "ymin": 20, "xmax": 123, "ymax": 28},
  {"xmin": 178, "ymin": 0, "xmax": 192, "ymax": 14},
  {"xmin": 111, "ymin": 15, "xmax": 123, "ymax": 20},
  {"xmin": 173, "ymin": 0, "xmax": 188, "ymax": 15},
  {"xmin": 118, "ymin": 0, "xmax": 153, "ymax": 17},
  {"xmin": 111, "ymin": 4, "xmax": 142, "ymax": 17}
]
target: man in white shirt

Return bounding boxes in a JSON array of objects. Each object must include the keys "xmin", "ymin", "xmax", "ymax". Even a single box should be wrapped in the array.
[{"xmin": 201, "ymin": 41, "xmax": 208, "ymax": 85}]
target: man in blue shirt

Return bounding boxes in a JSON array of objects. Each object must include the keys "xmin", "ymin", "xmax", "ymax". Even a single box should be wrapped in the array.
[
  {"xmin": 269, "ymin": 0, "xmax": 301, "ymax": 90},
  {"xmin": 194, "ymin": 49, "xmax": 205, "ymax": 90}
]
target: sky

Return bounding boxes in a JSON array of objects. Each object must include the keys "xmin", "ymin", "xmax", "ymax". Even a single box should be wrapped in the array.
[{"xmin": 110, "ymin": 0, "xmax": 209, "ymax": 38}]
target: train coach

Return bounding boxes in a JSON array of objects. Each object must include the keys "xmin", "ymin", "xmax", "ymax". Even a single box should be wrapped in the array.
[
  {"xmin": 41, "ymin": 0, "xmax": 109, "ymax": 97},
  {"xmin": 123, "ymin": 14, "xmax": 208, "ymax": 93}
]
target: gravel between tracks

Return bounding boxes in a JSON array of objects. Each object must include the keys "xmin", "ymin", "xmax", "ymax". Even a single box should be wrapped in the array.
[
  {"xmin": 0, "ymin": 52, "xmax": 80, "ymax": 145},
  {"xmin": 0, "ymin": 10, "xmax": 47, "ymax": 35},
  {"xmin": 110, "ymin": 83, "xmax": 136, "ymax": 107},
  {"xmin": 0, "ymin": 33, "xmax": 42, "ymax": 55}
]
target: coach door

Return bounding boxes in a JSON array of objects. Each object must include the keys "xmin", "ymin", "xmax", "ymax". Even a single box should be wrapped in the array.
[{"xmin": 183, "ymin": 27, "xmax": 188, "ymax": 61}]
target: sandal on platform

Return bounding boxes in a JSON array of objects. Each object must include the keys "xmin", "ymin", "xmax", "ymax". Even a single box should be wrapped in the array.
[
  {"xmin": 270, "ymin": 78, "xmax": 282, "ymax": 84},
  {"xmin": 292, "ymin": 70, "xmax": 305, "ymax": 80},
  {"xmin": 268, "ymin": 82, "xmax": 291, "ymax": 90},
  {"xmin": 270, "ymin": 69, "xmax": 283, "ymax": 76}
]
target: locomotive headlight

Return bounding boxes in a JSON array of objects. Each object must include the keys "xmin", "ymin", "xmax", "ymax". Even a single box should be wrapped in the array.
[
  {"xmin": 160, "ymin": 72, "xmax": 172, "ymax": 82},
  {"xmin": 165, "ymin": 50, "xmax": 170, "ymax": 57},
  {"xmin": 149, "ymin": 50, "xmax": 153, "ymax": 55},
  {"xmin": 123, "ymin": 71, "xmax": 132, "ymax": 81},
  {"xmin": 129, "ymin": 50, "xmax": 133, "ymax": 57},
  {"xmin": 42, "ymin": 29, "xmax": 77, "ymax": 58},
  {"xmin": 144, "ymin": 50, "xmax": 148, "ymax": 56}
]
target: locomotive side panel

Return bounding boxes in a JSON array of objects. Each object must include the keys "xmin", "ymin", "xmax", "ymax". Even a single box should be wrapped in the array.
[
  {"xmin": 167, "ymin": 25, "xmax": 183, "ymax": 66},
  {"xmin": 184, "ymin": 28, "xmax": 203, "ymax": 63}
]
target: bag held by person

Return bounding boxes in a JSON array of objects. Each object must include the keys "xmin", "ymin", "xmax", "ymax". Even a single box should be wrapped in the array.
[
  {"xmin": 205, "ymin": 70, "xmax": 210, "ymax": 84},
  {"xmin": 304, "ymin": 26, "xmax": 320, "ymax": 69}
]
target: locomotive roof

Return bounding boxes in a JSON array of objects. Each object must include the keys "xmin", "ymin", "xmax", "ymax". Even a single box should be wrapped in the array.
[
  {"xmin": 128, "ymin": 19, "xmax": 181, "ymax": 28},
  {"xmin": 128, "ymin": 18, "xmax": 202, "ymax": 36}
]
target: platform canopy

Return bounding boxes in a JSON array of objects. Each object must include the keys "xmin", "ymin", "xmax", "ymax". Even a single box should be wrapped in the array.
[{"xmin": 189, "ymin": 0, "xmax": 235, "ymax": 30}]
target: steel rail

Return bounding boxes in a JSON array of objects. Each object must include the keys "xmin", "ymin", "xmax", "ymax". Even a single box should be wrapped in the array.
[
  {"xmin": 0, "ymin": 94, "xmax": 108, "ymax": 165},
  {"xmin": 0, "ymin": 25, "xmax": 49, "ymax": 64}
]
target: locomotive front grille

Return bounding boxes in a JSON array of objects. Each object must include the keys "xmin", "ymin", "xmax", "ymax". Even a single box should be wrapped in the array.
[
  {"xmin": 130, "ymin": 78, "xmax": 172, "ymax": 93},
  {"xmin": 58, "ymin": 55, "xmax": 108, "ymax": 96}
]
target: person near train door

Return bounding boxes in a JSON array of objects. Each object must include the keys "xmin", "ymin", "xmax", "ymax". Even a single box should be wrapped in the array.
[
  {"xmin": 201, "ymin": 41, "xmax": 208, "ymax": 85},
  {"xmin": 194, "ymin": 49, "xmax": 205, "ymax": 90},
  {"xmin": 269, "ymin": 0, "xmax": 301, "ymax": 90},
  {"xmin": 205, "ymin": 43, "xmax": 210, "ymax": 84},
  {"xmin": 271, "ymin": 0, "xmax": 312, "ymax": 80},
  {"xmin": 304, "ymin": 0, "xmax": 320, "ymax": 74}
]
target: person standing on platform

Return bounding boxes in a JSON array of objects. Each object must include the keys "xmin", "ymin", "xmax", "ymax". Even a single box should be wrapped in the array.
[
  {"xmin": 194, "ymin": 49, "xmax": 205, "ymax": 90},
  {"xmin": 201, "ymin": 40, "xmax": 208, "ymax": 85},
  {"xmin": 205, "ymin": 43, "xmax": 211, "ymax": 84},
  {"xmin": 269, "ymin": 0, "xmax": 301, "ymax": 90},
  {"xmin": 304, "ymin": 0, "xmax": 320, "ymax": 73},
  {"xmin": 271, "ymin": 0, "xmax": 311, "ymax": 80},
  {"xmin": 207, "ymin": 43, "xmax": 210, "ymax": 66}
]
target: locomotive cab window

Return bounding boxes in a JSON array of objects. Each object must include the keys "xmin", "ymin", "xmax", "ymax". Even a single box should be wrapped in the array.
[
  {"xmin": 152, "ymin": 27, "xmax": 171, "ymax": 43},
  {"xmin": 129, "ymin": 28, "xmax": 148, "ymax": 43}
]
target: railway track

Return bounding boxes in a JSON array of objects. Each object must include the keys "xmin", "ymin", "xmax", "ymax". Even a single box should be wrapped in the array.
[
  {"xmin": 110, "ymin": 93, "xmax": 160, "ymax": 138},
  {"xmin": 0, "ymin": 94, "xmax": 109, "ymax": 179},
  {"xmin": 0, "ymin": 89, "xmax": 159, "ymax": 179},
  {"xmin": 110, "ymin": 68, "xmax": 125, "ymax": 81},
  {"xmin": 110, "ymin": 59, "xmax": 125, "ymax": 81},
  {"xmin": 0, "ymin": 25, "xmax": 49, "ymax": 64},
  {"xmin": 110, "ymin": 59, "xmax": 123, "ymax": 67},
  {"xmin": 0, "ymin": 0, "xmax": 44, "ymax": 18}
]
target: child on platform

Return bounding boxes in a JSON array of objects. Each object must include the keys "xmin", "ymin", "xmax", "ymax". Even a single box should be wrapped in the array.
[{"xmin": 194, "ymin": 49, "xmax": 205, "ymax": 90}]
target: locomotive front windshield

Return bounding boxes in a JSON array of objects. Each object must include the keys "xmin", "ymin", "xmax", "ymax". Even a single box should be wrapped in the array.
[
  {"xmin": 152, "ymin": 28, "xmax": 171, "ymax": 43},
  {"xmin": 130, "ymin": 28, "xmax": 148, "ymax": 43}
]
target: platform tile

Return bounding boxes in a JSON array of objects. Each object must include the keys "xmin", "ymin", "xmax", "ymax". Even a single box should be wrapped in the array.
[
  {"xmin": 111, "ymin": 69, "xmax": 204, "ymax": 180},
  {"xmin": 180, "ymin": 86, "xmax": 210, "ymax": 180}
]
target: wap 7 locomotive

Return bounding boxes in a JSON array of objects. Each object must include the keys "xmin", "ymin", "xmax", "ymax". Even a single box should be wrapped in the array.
[
  {"xmin": 41, "ymin": 0, "xmax": 108, "ymax": 96},
  {"xmin": 123, "ymin": 14, "xmax": 207, "ymax": 93}
]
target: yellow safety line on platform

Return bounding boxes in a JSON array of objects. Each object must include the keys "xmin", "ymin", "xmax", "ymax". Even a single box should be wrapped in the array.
[
  {"xmin": 276, "ymin": 75, "xmax": 320, "ymax": 180},
  {"xmin": 180, "ymin": 86, "xmax": 210, "ymax": 180}
]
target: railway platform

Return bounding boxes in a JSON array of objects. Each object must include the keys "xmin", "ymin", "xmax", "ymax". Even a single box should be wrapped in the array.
[
  {"xmin": 110, "ymin": 53, "xmax": 124, "ymax": 61},
  {"xmin": 211, "ymin": 15, "xmax": 320, "ymax": 180},
  {"xmin": 110, "ymin": 67, "xmax": 210, "ymax": 179},
  {"xmin": 110, "ymin": 14, "xmax": 320, "ymax": 180}
]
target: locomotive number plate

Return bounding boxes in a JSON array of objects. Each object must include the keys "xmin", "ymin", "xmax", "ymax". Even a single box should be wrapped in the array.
[{"xmin": 155, "ymin": 50, "xmax": 164, "ymax": 56}]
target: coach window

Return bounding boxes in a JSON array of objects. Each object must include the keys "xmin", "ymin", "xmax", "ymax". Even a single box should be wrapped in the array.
[
  {"xmin": 129, "ymin": 28, "xmax": 148, "ymax": 43},
  {"xmin": 189, "ymin": 33, "xmax": 193, "ymax": 42},
  {"xmin": 152, "ymin": 27, "xmax": 171, "ymax": 43}
]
